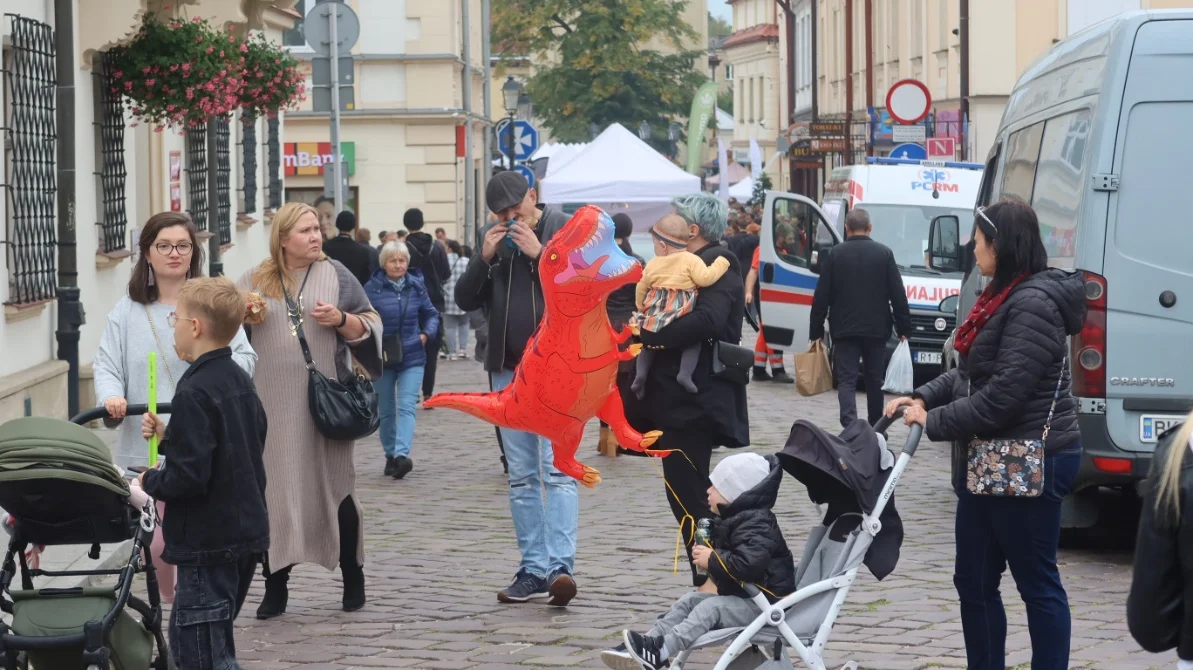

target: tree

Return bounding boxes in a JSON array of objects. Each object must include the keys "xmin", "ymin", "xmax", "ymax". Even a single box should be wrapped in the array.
[
  {"xmin": 717, "ymin": 88, "xmax": 733, "ymax": 114},
  {"xmin": 708, "ymin": 12, "xmax": 733, "ymax": 40},
  {"xmin": 749, "ymin": 172, "xmax": 773, "ymax": 208},
  {"xmin": 493, "ymin": 0, "xmax": 707, "ymax": 145}
]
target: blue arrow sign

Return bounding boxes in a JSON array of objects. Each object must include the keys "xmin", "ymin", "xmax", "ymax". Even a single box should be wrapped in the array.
[
  {"xmin": 497, "ymin": 120, "xmax": 540, "ymax": 161},
  {"xmin": 514, "ymin": 164, "xmax": 536, "ymax": 189},
  {"xmin": 890, "ymin": 143, "xmax": 927, "ymax": 160}
]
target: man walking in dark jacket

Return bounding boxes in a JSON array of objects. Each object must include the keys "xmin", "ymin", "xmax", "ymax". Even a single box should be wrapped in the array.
[
  {"xmin": 810, "ymin": 208, "xmax": 911, "ymax": 427},
  {"xmin": 403, "ymin": 208, "xmax": 451, "ymax": 401},
  {"xmin": 454, "ymin": 171, "xmax": 578, "ymax": 607},
  {"xmin": 322, "ymin": 211, "xmax": 373, "ymax": 286}
]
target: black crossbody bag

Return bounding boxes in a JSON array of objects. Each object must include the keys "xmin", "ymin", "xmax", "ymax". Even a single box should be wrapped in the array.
[{"xmin": 284, "ymin": 267, "xmax": 379, "ymax": 441}]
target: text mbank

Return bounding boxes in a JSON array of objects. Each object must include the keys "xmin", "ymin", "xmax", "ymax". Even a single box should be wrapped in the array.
[
  {"xmin": 284, "ymin": 151, "xmax": 343, "ymax": 168},
  {"xmin": 907, "ymin": 285, "xmax": 960, "ymax": 302}
]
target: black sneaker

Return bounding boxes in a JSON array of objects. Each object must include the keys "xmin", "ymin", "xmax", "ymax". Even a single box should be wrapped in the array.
[
  {"xmin": 770, "ymin": 370, "xmax": 795, "ymax": 384},
  {"xmin": 623, "ymin": 631, "xmax": 668, "ymax": 670},
  {"xmin": 547, "ymin": 568, "xmax": 577, "ymax": 607},
  {"xmin": 497, "ymin": 569, "xmax": 548, "ymax": 603},
  {"xmin": 600, "ymin": 643, "xmax": 637, "ymax": 670},
  {"xmin": 392, "ymin": 456, "xmax": 413, "ymax": 480},
  {"xmin": 383, "ymin": 456, "xmax": 396, "ymax": 477},
  {"xmin": 752, "ymin": 367, "xmax": 772, "ymax": 382}
]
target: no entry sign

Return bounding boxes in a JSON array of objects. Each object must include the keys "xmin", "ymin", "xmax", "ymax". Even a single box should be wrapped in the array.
[{"xmin": 886, "ymin": 79, "xmax": 932, "ymax": 125}]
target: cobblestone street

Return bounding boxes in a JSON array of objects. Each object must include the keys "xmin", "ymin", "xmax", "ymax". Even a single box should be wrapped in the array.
[{"xmin": 231, "ymin": 344, "xmax": 1161, "ymax": 670}]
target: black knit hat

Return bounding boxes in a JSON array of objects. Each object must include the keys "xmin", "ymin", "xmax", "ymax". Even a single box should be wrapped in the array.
[
  {"xmin": 335, "ymin": 210, "xmax": 356, "ymax": 232},
  {"xmin": 403, "ymin": 208, "xmax": 425, "ymax": 231}
]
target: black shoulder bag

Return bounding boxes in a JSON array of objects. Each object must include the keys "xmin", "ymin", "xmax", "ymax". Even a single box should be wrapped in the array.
[
  {"xmin": 284, "ymin": 266, "xmax": 380, "ymax": 441},
  {"xmin": 711, "ymin": 339, "xmax": 754, "ymax": 385},
  {"xmin": 380, "ymin": 286, "xmax": 410, "ymax": 367}
]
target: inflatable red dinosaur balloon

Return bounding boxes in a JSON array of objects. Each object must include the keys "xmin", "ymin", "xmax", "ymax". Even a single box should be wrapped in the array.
[{"xmin": 424, "ymin": 205, "xmax": 662, "ymax": 487}]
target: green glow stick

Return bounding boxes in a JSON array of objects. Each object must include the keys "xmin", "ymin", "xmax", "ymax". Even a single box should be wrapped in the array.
[{"xmin": 147, "ymin": 352, "xmax": 158, "ymax": 467}]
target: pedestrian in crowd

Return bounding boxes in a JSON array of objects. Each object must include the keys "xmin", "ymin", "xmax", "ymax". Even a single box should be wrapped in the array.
[
  {"xmin": 402, "ymin": 208, "xmax": 451, "ymax": 402},
  {"xmin": 93, "ymin": 212, "xmax": 257, "ymax": 605},
  {"xmin": 724, "ymin": 220, "xmax": 759, "ymax": 277},
  {"xmin": 596, "ymin": 213, "xmax": 645, "ymax": 456},
  {"xmin": 624, "ymin": 192, "xmax": 749, "ymax": 588},
  {"xmin": 609, "ymin": 453, "xmax": 794, "ymax": 669},
  {"xmin": 313, "ymin": 195, "xmax": 337, "ymax": 240},
  {"xmin": 396, "ymin": 230, "xmax": 408, "ymax": 242},
  {"xmin": 811, "ymin": 208, "xmax": 911, "ymax": 427},
  {"xmin": 744, "ymin": 246, "xmax": 794, "ymax": 384},
  {"xmin": 887, "ymin": 200, "xmax": 1085, "ymax": 670},
  {"xmin": 455, "ymin": 170, "xmax": 577, "ymax": 605},
  {"xmin": 237, "ymin": 202, "xmax": 383, "ymax": 619},
  {"xmin": 322, "ymin": 210, "xmax": 373, "ymax": 286},
  {"xmin": 356, "ymin": 227, "xmax": 382, "ymax": 274},
  {"xmin": 1128, "ymin": 409, "xmax": 1193, "ymax": 668},
  {"xmin": 378, "ymin": 230, "xmax": 392, "ymax": 249},
  {"xmin": 366, "ymin": 241, "xmax": 439, "ymax": 480},
  {"xmin": 435, "ymin": 227, "xmax": 448, "ymax": 248},
  {"xmin": 136, "ymin": 278, "xmax": 268, "ymax": 670},
  {"xmin": 441, "ymin": 240, "xmax": 471, "ymax": 359}
]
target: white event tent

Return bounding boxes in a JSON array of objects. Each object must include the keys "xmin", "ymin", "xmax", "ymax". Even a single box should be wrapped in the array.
[{"xmin": 540, "ymin": 124, "xmax": 701, "ymax": 228}]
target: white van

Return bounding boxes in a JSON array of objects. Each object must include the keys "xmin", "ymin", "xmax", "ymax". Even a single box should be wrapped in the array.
[
  {"xmin": 927, "ymin": 10, "xmax": 1193, "ymax": 529},
  {"xmin": 758, "ymin": 158, "xmax": 982, "ymax": 377}
]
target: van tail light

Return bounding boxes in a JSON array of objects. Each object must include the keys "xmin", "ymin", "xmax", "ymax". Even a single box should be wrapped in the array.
[
  {"xmin": 1071, "ymin": 271, "xmax": 1107, "ymax": 398},
  {"xmin": 1092, "ymin": 456, "xmax": 1132, "ymax": 474}
]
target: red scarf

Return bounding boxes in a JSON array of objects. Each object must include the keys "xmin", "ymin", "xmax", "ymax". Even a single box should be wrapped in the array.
[{"xmin": 953, "ymin": 275, "xmax": 1028, "ymax": 356}]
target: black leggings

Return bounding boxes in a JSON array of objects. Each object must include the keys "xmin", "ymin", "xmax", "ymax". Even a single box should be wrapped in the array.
[{"xmin": 264, "ymin": 496, "xmax": 360, "ymax": 577}]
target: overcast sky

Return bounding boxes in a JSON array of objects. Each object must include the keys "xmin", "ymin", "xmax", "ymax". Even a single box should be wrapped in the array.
[{"xmin": 709, "ymin": 0, "xmax": 731, "ymax": 21}]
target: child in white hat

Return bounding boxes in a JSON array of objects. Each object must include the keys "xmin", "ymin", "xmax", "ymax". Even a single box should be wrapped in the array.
[{"xmin": 605, "ymin": 453, "xmax": 796, "ymax": 670}]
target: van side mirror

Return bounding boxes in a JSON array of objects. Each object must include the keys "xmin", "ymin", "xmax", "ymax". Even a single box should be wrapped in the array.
[
  {"xmin": 939, "ymin": 294, "xmax": 959, "ymax": 315},
  {"xmin": 809, "ymin": 243, "xmax": 831, "ymax": 275},
  {"xmin": 928, "ymin": 215, "xmax": 962, "ymax": 273}
]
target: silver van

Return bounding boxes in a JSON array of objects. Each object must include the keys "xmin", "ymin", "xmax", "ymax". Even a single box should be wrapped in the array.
[{"xmin": 928, "ymin": 10, "xmax": 1193, "ymax": 529}]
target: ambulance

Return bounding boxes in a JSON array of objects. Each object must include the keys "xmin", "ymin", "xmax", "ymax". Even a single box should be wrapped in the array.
[{"xmin": 758, "ymin": 158, "xmax": 983, "ymax": 378}]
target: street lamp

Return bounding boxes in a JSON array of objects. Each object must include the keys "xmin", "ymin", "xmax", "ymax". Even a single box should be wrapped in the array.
[
  {"xmin": 502, "ymin": 76, "xmax": 522, "ymax": 170},
  {"xmin": 637, "ymin": 121, "xmax": 652, "ymax": 143},
  {"xmin": 517, "ymin": 92, "xmax": 533, "ymax": 121}
]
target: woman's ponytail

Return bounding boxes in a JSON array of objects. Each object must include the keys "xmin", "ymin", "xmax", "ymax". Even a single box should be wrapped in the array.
[{"xmin": 1155, "ymin": 409, "xmax": 1193, "ymax": 523}]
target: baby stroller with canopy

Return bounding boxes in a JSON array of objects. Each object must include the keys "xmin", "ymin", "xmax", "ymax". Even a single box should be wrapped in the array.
[
  {"xmin": 0, "ymin": 404, "xmax": 171, "ymax": 670},
  {"xmin": 671, "ymin": 410, "xmax": 921, "ymax": 670}
]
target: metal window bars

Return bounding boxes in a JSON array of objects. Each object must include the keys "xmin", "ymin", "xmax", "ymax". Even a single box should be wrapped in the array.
[
  {"xmin": 93, "ymin": 53, "xmax": 128, "ymax": 253},
  {"xmin": 213, "ymin": 115, "xmax": 231, "ymax": 245},
  {"xmin": 267, "ymin": 116, "xmax": 281, "ymax": 209},
  {"xmin": 2, "ymin": 15, "xmax": 57, "ymax": 305},
  {"xmin": 240, "ymin": 110, "xmax": 257, "ymax": 214},
  {"xmin": 185, "ymin": 122, "xmax": 209, "ymax": 232}
]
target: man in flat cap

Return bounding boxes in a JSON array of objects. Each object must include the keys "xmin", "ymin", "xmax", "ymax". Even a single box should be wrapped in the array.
[{"xmin": 454, "ymin": 170, "xmax": 578, "ymax": 607}]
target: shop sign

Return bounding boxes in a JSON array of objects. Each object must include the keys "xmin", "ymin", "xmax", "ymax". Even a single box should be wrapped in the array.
[{"xmin": 284, "ymin": 141, "xmax": 356, "ymax": 176}]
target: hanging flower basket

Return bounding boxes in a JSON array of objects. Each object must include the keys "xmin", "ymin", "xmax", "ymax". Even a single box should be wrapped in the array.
[{"xmin": 106, "ymin": 14, "xmax": 305, "ymax": 130}]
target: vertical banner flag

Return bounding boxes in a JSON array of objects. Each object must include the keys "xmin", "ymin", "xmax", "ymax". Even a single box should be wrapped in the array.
[
  {"xmin": 685, "ymin": 82, "xmax": 720, "ymax": 175},
  {"xmin": 749, "ymin": 139, "xmax": 764, "ymax": 181},
  {"xmin": 717, "ymin": 138, "xmax": 730, "ymax": 202}
]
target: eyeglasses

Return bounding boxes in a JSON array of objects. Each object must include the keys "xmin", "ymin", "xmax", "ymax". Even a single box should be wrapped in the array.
[
  {"xmin": 975, "ymin": 206, "xmax": 996, "ymax": 233},
  {"xmin": 154, "ymin": 242, "xmax": 193, "ymax": 256},
  {"xmin": 165, "ymin": 312, "xmax": 197, "ymax": 328}
]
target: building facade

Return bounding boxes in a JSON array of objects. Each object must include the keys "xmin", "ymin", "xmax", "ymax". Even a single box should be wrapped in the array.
[
  {"xmin": 0, "ymin": 0, "xmax": 295, "ymax": 422},
  {"xmin": 725, "ymin": 0, "xmax": 783, "ymax": 186},
  {"xmin": 283, "ymin": 0, "xmax": 488, "ymax": 244}
]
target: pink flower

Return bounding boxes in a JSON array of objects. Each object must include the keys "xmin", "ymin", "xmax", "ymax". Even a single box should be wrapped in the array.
[
  {"xmin": 206, "ymin": 46, "xmax": 214, "ymax": 54},
  {"xmin": 113, "ymin": 70, "xmax": 123, "ymax": 79},
  {"xmin": 229, "ymin": 35, "xmax": 236, "ymax": 43},
  {"xmin": 142, "ymin": 67, "xmax": 151, "ymax": 74},
  {"xmin": 240, "ymin": 43, "xmax": 249, "ymax": 53},
  {"xmin": 181, "ymin": 63, "xmax": 190, "ymax": 72},
  {"xmin": 193, "ymin": 16, "xmax": 202, "ymax": 23},
  {"xmin": 145, "ymin": 78, "xmax": 155, "ymax": 87},
  {"xmin": 186, "ymin": 88, "xmax": 194, "ymax": 99}
]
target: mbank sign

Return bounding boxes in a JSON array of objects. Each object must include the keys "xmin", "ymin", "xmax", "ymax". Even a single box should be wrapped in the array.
[{"xmin": 284, "ymin": 141, "xmax": 356, "ymax": 176}]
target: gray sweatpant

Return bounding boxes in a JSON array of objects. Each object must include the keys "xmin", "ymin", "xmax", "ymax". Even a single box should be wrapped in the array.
[{"xmin": 649, "ymin": 591, "xmax": 762, "ymax": 654}]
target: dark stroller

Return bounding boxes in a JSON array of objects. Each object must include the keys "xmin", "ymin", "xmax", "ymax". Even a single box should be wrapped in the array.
[
  {"xmin": 671, "ymin": 411, "xmax": 921, "ymax": 670},
  {"xmin": 0, "ymin": 404, "xmax": 172, "ymax": 670}
]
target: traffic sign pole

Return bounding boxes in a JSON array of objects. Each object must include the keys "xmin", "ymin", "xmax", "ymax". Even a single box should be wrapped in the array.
[{"xmin": 329, "ymin": 6, "xmax": 343, "ymax": 215}]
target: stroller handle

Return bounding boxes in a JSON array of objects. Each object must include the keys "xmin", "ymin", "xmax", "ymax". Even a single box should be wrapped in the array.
[
  {"xmin": 70, "ymin": 403, "xmax": 173, "ymax": 426},
  {"xmin": 873, "ymin": 408, "xmax": 925, "ymax": 457}
]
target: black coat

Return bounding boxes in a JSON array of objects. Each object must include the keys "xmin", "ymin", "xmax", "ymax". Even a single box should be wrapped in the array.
[
  {"xmin": 707, "ymin": 456, "xmax": 796, "ymax": 603},
  {"xmin": 914, "ymin": 269, "xmax": 1086, "ymax": 454},
  {"xmin": 141, "ymin": 348, "xmax": 269, "ymax": 566},
  {"xmin": 323, "ymin": 234, "xmax": 373, "ymax": 286},
  {"xmin": 453, "ymin": 207, "xmax": 568, "ymax": 372},
  {"xmin": 809, "ymin": 235, "xmax": 911, "ymax": 341},
  {"xmin": 726, "ymin": 233, "xmax": 759, "ymax": 277},
  {"xmin": 1129, "ymin": 427, "xmax": 1193, "ymax": 660},
  {"xmin": 362, "ymin": 241, "xmax": 381, "ymax": 274},
  {"xmin": 606, "ymin": 252, "xmax": 645, "ymax": 328},
  {"xmin": 406, "ymin": 231, "xmax": 451, "ymax": 311},
  {"xmin": 627, "ymin": 243, "xmax": 750, "ymax": 448}
]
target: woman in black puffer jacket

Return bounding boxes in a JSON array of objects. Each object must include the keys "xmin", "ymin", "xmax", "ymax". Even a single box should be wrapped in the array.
[{"xmin": 886, "ymin": 200, "xmax": 1086, "ymax": 670}]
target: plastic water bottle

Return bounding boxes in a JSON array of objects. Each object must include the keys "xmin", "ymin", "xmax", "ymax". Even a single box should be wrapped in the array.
[{"xmin": 694, "ymin": 518, "xmax": 712, "ymax": 576}]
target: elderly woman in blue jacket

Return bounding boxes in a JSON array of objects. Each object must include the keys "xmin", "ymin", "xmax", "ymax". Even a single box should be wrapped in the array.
[{"xmin": 366, "ymin": 241, "xmax": 439, "ymax": 480}]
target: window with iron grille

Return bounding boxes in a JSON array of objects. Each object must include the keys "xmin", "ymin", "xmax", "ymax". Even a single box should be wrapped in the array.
[
  {"xmin": 267, "ymin": 117, "xmax": 282, "ymax": 209},
  {"xmin": 213, "ymin": 116, "xmax": 231, "ymax": 245},
  {"xmin": 186, "ymin": 122, "xmax": 209, "ymax": 232},
  {"xmin": 2, "ymin": 15, "xmax": 57, "ymax": 305},
  {"xmin": 93, "ymin": 53, "xmax": 128, "ymax": 253},
  {"xmin": 240, "ymin": 111, "xmax": 257, "ymax": 214}
]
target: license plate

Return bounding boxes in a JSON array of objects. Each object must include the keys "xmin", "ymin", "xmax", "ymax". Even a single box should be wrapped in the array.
[
  {"xmin": 1140, "ymin": 414, "xmax": 1186, "ymax": 443},
  {"xmin": 914, "ymin": 351, "xmax": 942, "ymax": 365}
]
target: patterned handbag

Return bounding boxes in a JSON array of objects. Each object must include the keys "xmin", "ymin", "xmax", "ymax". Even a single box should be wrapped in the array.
[{"xmin": 965, "ymin": 358, "xmax": 1067, "ymax": 497}]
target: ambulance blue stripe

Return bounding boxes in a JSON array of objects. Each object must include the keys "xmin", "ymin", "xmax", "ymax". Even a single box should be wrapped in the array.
[{"xmin": 769, "ymin": 264, "xmax": 819, "ymax": 290}]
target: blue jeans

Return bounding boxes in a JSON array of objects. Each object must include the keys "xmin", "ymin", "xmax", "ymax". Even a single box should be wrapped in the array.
[
  {"xmin": 490, "ymin": 368, "xmax": 579, "ymax": 578},
  {"xmin": 378, "ymin": 365, "xmax": 425, "ymax": 459},
  {"xmin": 170, "ymin": 555, "xmax": 259, "ymax": 670},
  {"xmin": 954, "ymin": 447, "xmax": 1081, "ymax": 670}
]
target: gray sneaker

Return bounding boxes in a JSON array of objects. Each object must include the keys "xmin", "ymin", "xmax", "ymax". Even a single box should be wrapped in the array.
[
  {"xmin": 497, "ymin": 569, "xmax": 548, "ymax": 603},
  {"xmin": 600, "ymin": 643, "xmax": 637, "ymax": 670}
]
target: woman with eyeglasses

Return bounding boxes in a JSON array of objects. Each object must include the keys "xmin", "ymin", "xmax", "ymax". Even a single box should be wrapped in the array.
[
  {"xmin": 93, "ymin": 212, "xmax": 257, "ymax": 603},
  {"xmin": 885, "ymin": 200, "xmax": 1086, "ymax": 669}
]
